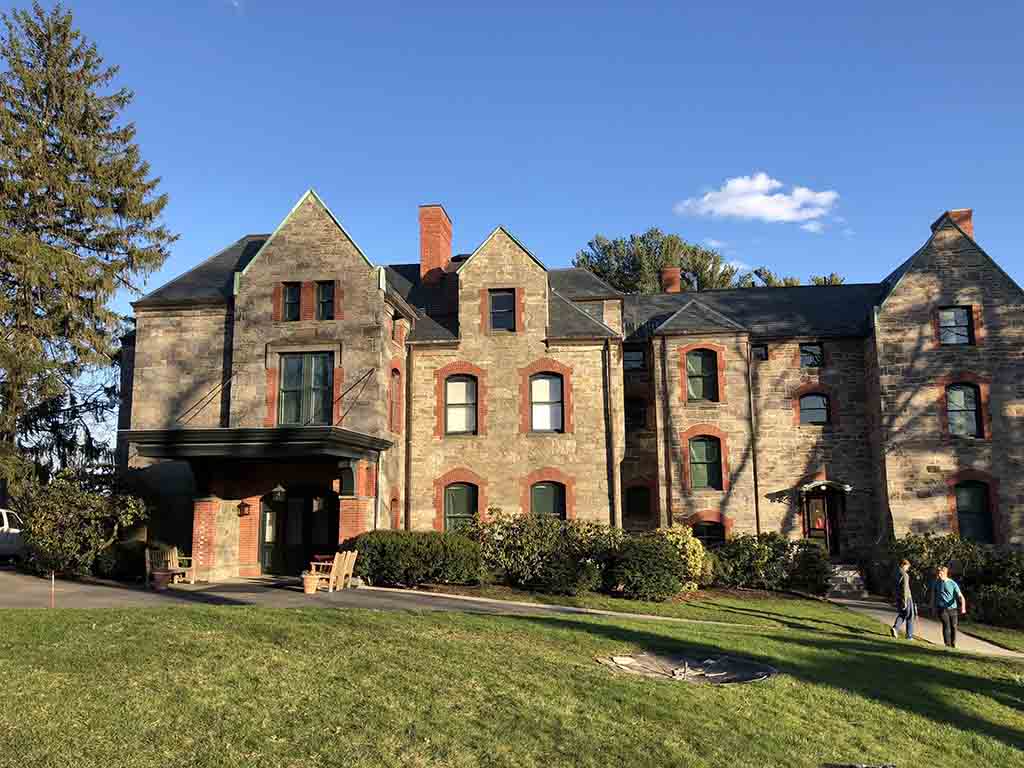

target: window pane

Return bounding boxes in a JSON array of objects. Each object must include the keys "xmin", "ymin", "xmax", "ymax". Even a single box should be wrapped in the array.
[
  {"xmin": 531, "ymin": 375, "xmax": 562, "ymax": 403},
  {"xmin": 956, "ymin": 483, "xmax": 992, "ymax": 544},
  {"xmin": 446, "ymin": 377, "xmax": 476, "ymax": 405},
  {"xmin": 686, "ymin": 352, "xmax": 706, "ymax": 375},
  {"xmin": 751, "ymin": 345, "xmax": 768, "ymax": 361},
  {"xmin": 531, "ymin": 482, "xmax": 565, "ymax": 518},
  {"xmin": 532, "ymin": 403, "xmax": 563, "ymax": 431},
  {"xmin": 687, "ymin": 376, "xmax": 704, "ymax": 400},
  {"xmin": 279, "ymin": 391, "xmax": 302, "ymax": 424},
  {"xmin": 282, "ymin": 356, "xmax": 303, "ymax": 389},
  {"xmin": 691, "ymin": 463, "xmax": 709, "ymax": 489},
  {"xmin": 447, "ymin": 404, "xmax": 476, "ymax": 434},
  {"xmin": 800, "ymin": 344, "xmax": 823, "ymax": 368},
  {"xmin": 445, "ymin": 483, "xmax": 477, "ymax": 531},
  {"xmin": 624, "ymin": 350, "xmax": 645, "ymax": 370},
  {"xmin": 311, "ymin": 354, "xmax": 330, "ymax": 387},
  {"xmin": 490, "ymin": 292, "xmax": 515, "ymax": 311}
]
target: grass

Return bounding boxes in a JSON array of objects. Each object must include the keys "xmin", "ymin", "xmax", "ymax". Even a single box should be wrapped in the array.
[
  {"xmin": 2, "ymin": 601, "xmax": 1023, "ymax": 768},
  {"xmin": 962, "ymin": 622, "xmax": 1024, "ymax": 653}
]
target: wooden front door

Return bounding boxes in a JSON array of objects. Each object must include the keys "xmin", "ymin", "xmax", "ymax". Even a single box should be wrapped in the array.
[{"xmin": 804, "ymin": 492, "xmax": 842, "ymax": 556}]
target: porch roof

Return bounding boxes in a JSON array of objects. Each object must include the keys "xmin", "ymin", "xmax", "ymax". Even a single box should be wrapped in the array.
[
  {"xmin": 120, "ymin": 427, "xmax": 392, "ymax": 461},
  {"xmin": 799, "ymin": 480, "xmax": 853, "ymax": 494}
]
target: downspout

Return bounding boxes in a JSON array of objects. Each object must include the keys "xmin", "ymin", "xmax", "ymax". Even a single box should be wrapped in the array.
[
  {"xmin": 745, "ymin": 340, "xmax": 762, "ymax": 535},
  {"xmin": 659, "ymin": 336, "xmax": 673, "ymax": 527},
  {"xmin": 373, "ymin": 449, "xmax": 381, "ymax": 531},
  {"xmin": 601, "ymin": 339, "xmax": 617, "ymax": 527}
]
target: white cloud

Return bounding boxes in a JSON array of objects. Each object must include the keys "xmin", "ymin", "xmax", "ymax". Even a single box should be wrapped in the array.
[
  {"xmin": 800, "ymin": 221, "xmax": 825, "ymax": 234},
  {"xmin": 704, "ymin": 238, "xmax": 727, "ymax": 249},
  {"xmin": 674, "ymin": 172, "xmax": 838, "ymax": 225}
]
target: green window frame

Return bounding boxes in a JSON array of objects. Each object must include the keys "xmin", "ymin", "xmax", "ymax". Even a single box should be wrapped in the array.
[
  {"xmin": 946, "ymin": 384, "xmax": 981, "ymax": 437},
  {"xmin": 444, "ymin": 483, "xmax": 478, "ymax": 531},
  {"xmin": 489, "ymin": 289, "xmax": 516, "ymax": 331},
  {"xmin": 689, "ymin": 436, "xmax": 722, "ymax": 490},
  {"xmin": 938, "ymin": 306, "xmax": 973, "ymax": 345},
  {"xmin": 278, "ymin": 352, "xmax": 334, "ymax": 426},
  {"xmin": 316, "ymin": 281, "xmax": 334, "ymax": 320},
  {"xmin": 955, "ymin": 481, "xmax": 993, "ymax": 544},
  {"xmin": 799, "ymin": 343, "xmax": 823, "ymax": 368},
  {"xmin": 531, "ymin": 481, "xmax": 566, "ymax": 519},
  {"xmin": 799, "ymin": 393, "xmax": 830, "ymax": 425},
  {"xmin": 686, "ymin": 350, "xmax": 719, "ymax": 402},
  {"xmin": 283, "ymin": 282, "xmax": 301, "ymax": 322}
]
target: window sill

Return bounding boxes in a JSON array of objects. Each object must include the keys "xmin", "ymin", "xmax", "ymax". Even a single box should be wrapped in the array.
[
  {"xmin": 526, "ymin": 431, "xmax": 568, "ymax": 437},
  {"xmin": 443, "ymin": 433, "xmax": 480, "ymax": 439}
]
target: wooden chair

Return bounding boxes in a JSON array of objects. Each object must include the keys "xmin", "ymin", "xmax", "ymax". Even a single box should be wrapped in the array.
[
  {"xmin": 145, "ymin": 545, "xmax": 195, "ymax": 588},
  {"xmin": 308, "ymin": 551, "xmax": 359, "ymax": 593},
  {"xmin": 337, "ymin": 550, "xmax": 358, "ymax": 590}
]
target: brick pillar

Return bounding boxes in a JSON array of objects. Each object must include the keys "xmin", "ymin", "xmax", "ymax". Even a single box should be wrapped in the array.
[
  {"xmin": 237, "ymin": 495, "xmax": 261, "ymax": 577},
  {"xmin": 339, "ymin": 498, "xmax": 369, "ymax": 543},
  {"xmin": 191, "ymin": 497, "xmax": 220, "ymax": 581}
]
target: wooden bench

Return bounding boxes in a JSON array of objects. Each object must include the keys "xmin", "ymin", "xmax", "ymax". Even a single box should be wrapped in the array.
[
  {"xmin": 145, "ymin": 546, "xmax": 195, "ymax": 588},
  {"xmin": 308, "ymin": 550, "xmax": 358, "ymax": 593}
]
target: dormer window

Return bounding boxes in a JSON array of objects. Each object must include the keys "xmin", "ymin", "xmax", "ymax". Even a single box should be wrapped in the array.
[{"xmin": 489, "ymin": 289, "xmax": 516, "ymax": 332}]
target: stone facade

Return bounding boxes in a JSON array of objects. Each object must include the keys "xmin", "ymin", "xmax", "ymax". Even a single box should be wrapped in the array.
[{"xmin": 119, "ymin": 199, "xmax": 1024, "ymax": 582}]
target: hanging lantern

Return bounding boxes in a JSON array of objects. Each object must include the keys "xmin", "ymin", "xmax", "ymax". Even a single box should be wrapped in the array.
[
  {"xmin": 271, "ymin": 484, "xmax": 286, "ymax": 502},
  {"xmin": 236, "ymin": 499, "xmax": 252, "ymax": 517}
]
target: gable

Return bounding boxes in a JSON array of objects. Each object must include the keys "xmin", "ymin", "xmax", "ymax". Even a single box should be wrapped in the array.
[
  {"xmin": 456, "ymin": 226, "xmax": 547, "ymax": 278},
  {"xmin": 653, "ymin": 298, "xmax": 746, "ymax": 336}
]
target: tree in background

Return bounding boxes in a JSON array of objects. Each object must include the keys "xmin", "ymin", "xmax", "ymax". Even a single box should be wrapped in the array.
[
  {"xmin": 742, "ymin": 267, "xmax": 802, "ymax": 288},
  {"xmin": 0, "ymin": 3, "xmax": 175, "ymax": 487},
  {"xmin": 810, "ymin": 272, "xmax": 845, "ymax": 285}
]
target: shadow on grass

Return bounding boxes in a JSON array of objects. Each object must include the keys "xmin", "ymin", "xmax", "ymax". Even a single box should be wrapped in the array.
[
  {"xmin": 696, "ymin": 600, "xmax": 877, "ymax": 636},
  {"xmin": 501, "ymin": 614, "xmax": 1024, "ymax": 753}
]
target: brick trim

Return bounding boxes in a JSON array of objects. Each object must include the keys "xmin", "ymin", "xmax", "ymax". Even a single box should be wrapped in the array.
[
  {"xmin": 433, "ymin": 467, "xmax": 488, "ymax": 531},
  {"xmin": 264, "ymin": 368, "xmax": 278, "ymax": 427},
  {"xmin": 388, "ymin": 357, "xmax": 403, "ymax": 434},
  {"xmin": 521, "ymin": 467, "xmax": 576, "ymax": 520},
  {"xmin": 518, "ymin": 357, "xmax": 574, "ymax": 434},
  {"xmin": 332, "ymin": 367, "xmax": 345, "ymax": 425},
  {"xmin": 945, "ymin": 469, "xmax": 1001, "ymax": 544},
  {"xmin": 434, "ymin": 361, "xmax": 488, "ymax": 437},
  {"xmin": 300, "ymin": 281, "xmax": 315, "ymax": 321},
  {"xmin": 677, "ymin": 342, "xmax": 727, "ymax": 404},
  {"xmin": 190, "ymin": 497, "xmax": 219, "ymax": 577},
  {"xmin": 334, "ymin": 279, "xmax": 345, "ymax": 321},
  {"xmin": 679, "ymin": 423, "xmax": 731, "ymax": 492},
  {"xmin": 792, "ymin": 382, "xmax": 839, "ymax": 426},
  {"xmin": 272, "ymin": 284, "xmax": 283, "ymax": 322},
  {"xmin": 683, "ymin": 509, "xmax": 735, "ymax": 537},
  {"xmin": 936, "ymin": 372, "xmax": 991, "ymax": 440},
  {"xmin": 479, "ymin": 287, "xmax": 524, "ymax": 334}
]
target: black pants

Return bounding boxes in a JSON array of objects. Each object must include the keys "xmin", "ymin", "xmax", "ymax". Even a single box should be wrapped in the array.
[{"xmin": 940, "ymin": 608, "xmax": 959, "ymax": 647}]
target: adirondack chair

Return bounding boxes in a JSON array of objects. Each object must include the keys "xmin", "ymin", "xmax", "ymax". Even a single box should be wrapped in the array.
[
  {"xmin": 145, "ymin": 545, "xmax": 195, "ymax": 588},
  {"xmin": 337, "ymin": 550, "xmax": 358, "ymax": 590},
  {"xmin": 308, "ymin": 551, "xmax": 359, "ymax": 593}
]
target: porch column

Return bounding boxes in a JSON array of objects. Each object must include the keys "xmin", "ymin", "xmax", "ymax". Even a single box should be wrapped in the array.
[
  {"xmin": 237, "ymin": 495, "xmax": 262, "ymax": 577},
  {"xmin": 191, "ymin": 496, "xmax": 220, "ymax": 581},
  {"xmin": 335, "ymin": 459, "xmax": 376, "ymax": 544}
]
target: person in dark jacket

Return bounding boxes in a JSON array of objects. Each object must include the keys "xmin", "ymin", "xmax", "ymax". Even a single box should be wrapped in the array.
[{"xmin": 890, "ymin": 559, "xmax": 916, "ymax": 640}]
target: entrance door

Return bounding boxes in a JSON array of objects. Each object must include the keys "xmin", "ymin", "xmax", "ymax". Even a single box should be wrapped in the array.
[
  {"xmin": 258, "ymin": 489, "xmax": 339, "ymax": 575},
  {"xmin": 804, "ymin": 492, "xmax": 842, "ymax": 556}
]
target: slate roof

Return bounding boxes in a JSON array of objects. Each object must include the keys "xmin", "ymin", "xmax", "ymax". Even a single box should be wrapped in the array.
[
  {"xmin": 548, "ymin": 290, "xmax": 619, "ymax": 339},
  {"xmin": 651, "ymin": 298, "xmax": 746, "ymax": 335},
  {"xmin": 548, "ymin": 268, "xmax": 623, "ymax": 300},
  {"xmin": 383, "ymin": 264, "xmax": 459, "ymax": 342},
  {"xmin": 134, "ymin": 235, "xmax": 268, "ymax": 307},
  {"xmin": 624, "ymin": 283, "xmax": 888, "ymax": 341}
]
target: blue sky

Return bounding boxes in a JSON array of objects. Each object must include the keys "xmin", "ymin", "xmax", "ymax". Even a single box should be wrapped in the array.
[{"xmin": 63, "ymin": 1, "xmax": 1023, "ymax": 312}]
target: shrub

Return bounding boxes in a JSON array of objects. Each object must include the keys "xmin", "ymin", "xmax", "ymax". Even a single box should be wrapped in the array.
[
  {"xmin": 13, "ymin": 471, "xmax": 147, "ymax": 576},
  {"xmin": 606, "ymin": 535, "xmax": 686, "ymax": 602},
  {"xmin": 653, "ymin": 527, "xmax": 705, "ymax": 591},
  {"xmin": 887, "ymin": 533, "xmax": 988, "ymax": 600},
  {"xmin": 971, "ymin": 585, "xmax": 1024, "ymax": 629},
  {"xmin": 93, "ymin": 540, "xmax": 148, "ymax": 582},
  {"xmin": 534, "ymin": 551, "xmax": 601, "ymax": 595},
  {"xmin": 345, "ymin": 530, "xmax": 481, "ymax": 587},
  {"xmin": 713, "ymin": 533, "xmax": 792, "ymax": 591},
  {"xmin": 786, "ymin": 541, "xmax": 830, "ymax": 595},
  {"xmin": 698, "ymin": 550, "xmax": 718, "ymax": 588}
]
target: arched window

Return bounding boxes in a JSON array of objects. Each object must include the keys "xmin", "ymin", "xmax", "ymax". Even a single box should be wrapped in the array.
[
  {"xmin": 955, "ymin": 481, "xmax": 993, "ymax": 544},
  {"xmin": 686, "ymin": 350, "xmax": 719, "ymax": 402},
  {"xmin": 799, "ymin": 393, "xmax": 830, "ymax": 425},
  {"xmin": 947, "ymin": 384, "xmax": 981, "ymax": 438},
  {"xmin": 389, "ymin": 368, "xmax": 402, "ymax": 432},
  {"xmin": 689, "ymin": 436, "xmax": 722, "ymax": 490},
  {"xmin": 530, "ymin": 373, "xmax": 563, "ymax": 432},
  {"xmin": 445, "ymin": 375, "xmax": 478, "ymax": 435},
  {"xmin": 531, "ymin": 481, "xmax": 566, "ymax": 519},
  {"xmin": 444, "ymin": 483, "xmax": 478, "ymax": 531},
  {"xmin": 338, "ymin": 467, "xmax": 355, "ymax": 496},
  {"xmin": 624, "ymin": 485, "xmax": 653, "ymax": 531},
  {"xmin": 692, "ymin": 521, "xmax": 726, "ymax": 548}
]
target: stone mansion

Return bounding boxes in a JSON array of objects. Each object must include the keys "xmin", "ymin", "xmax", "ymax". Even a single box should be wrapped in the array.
[{"xmin": 117, "ymin": 192, "xmax": 1024, "ymax": 580}]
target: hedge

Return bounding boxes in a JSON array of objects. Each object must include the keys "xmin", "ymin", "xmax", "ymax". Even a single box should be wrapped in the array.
[{"xmin": 345, "ymin": 530, "xmax": 481, "ymax": 587}]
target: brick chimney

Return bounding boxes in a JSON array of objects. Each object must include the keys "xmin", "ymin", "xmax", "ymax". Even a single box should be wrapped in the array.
[
  {"xmin": 660, "ymin": 266, "xmax": 683, "ymax": 293},
  {"xmin": 419, "ymin": 204, "xmax": 452, "ymax": 284},
  {"xmin": 931, "ymin": 208, "xmax": 973, "ymax": 239}
]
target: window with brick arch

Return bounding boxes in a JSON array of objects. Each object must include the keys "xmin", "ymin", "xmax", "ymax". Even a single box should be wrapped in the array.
[
  {"xmin": 531, "ymin": 481, "xmax": 566, "ymax": 520},
  {"xmin": 955, "ymin": 481, "xmax": 993, "ymax": 544},
  {"xmin": 389, "ymin": 369, "xmax": 402, "ymax": 432},
  {"xmin": 799, "ymin": 393, "xmax": 830, "ymax": 425},
  {"xmin": 689, "ymin": 436, "xmax": 722, "ymax": 490},
  {"xmin": 686, "ymin": 350, "xmax": 718, "ymax": 402},
  {"xmin": 946, "ymin": 383, "xmax": 981, "ymax": 438},
  {"xmin": 444, "ymin": 483, "xmax": 477, "ymax": 531},
  {"xmin": 530, "ymin": 373, "xmax": 564, "ymax": 432},
  {"xmin": 445, "ymin": 375, "xmax": 478, "ymax": 435}
]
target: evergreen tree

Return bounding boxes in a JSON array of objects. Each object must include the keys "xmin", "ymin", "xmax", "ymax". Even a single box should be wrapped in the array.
[
  {"xmin": 0, "ymin": 3, "xmax": 175, "ymax": 481},
  {"xmin": 810, "ymin": 272, "xmax": 845, "ymax": 285}
]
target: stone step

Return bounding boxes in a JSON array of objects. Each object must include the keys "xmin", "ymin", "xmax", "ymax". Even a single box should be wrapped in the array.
[{"xmin": 826, "ymin": 564, "xmax": 867, "ymax": 599}]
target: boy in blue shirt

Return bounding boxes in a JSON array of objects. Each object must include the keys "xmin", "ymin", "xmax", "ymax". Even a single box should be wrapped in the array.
[{"xmin": 931, "ymin": 565, "xmax": 967, "ymax": 648}]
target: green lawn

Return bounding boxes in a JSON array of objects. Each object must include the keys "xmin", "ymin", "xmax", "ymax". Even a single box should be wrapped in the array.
[
  {"xmin": 962, "ymin": 622, "xmax": 1024, "ymax": 653},
  {"xmin": 2, "ymin": 603, "xmax": 1023, "ymax": 768}
]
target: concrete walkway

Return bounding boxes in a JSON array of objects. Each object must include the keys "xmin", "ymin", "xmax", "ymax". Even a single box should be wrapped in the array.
[{"xmin": 830, "ymin": 596, "xmax": 1024, "ymax": 659}]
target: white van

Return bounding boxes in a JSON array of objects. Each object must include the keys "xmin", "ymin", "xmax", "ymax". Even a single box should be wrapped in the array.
[{"xmin": 0, "ymin": 509, "xmax": 25, "ymax": 561}]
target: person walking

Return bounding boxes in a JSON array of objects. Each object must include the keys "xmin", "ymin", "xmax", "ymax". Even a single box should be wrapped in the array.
[
  {"xmin": 932, "ymin": 565, "xmax": 967, "ymax": 648},
  {"xmin": 890, "ymin": 559, "xmax": 916, "ymax": 640}
]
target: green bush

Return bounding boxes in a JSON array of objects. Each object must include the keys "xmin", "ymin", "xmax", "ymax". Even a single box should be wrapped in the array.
[
  {"xmin": 698, "ymin": 550, "xmax": 718, "ymax": 587},
  {"xmin": 653, "ymin": 527, "xmax": 705, "ymax": 592},
  {"xmin": 606, "ymin": 535, "xmax": 686, "ymax": 602},
  {"xmin": 971, "ymin": 585, "xmax": 1024, "ymax": 629},
  {"xmin": 345, "ymin": 530, "xmax": 481, "ymax": 587},
  {"xmin": 533, "ymin": 551, "xmax": 601, "ymax": 595},
  {"xmin": 786, "ymin": 541, "xmax": 831, "ymax": 595},
  {"xmin": 713, "ymin": 533, "xmax": 792, "ymax": 590},
  {"xmin": 12, "ymin": 471, "xmax": 147, "ymax": 576},
  {"xmin": 93, "ymin": 540, "xmax": 148, "ymax": 582}
]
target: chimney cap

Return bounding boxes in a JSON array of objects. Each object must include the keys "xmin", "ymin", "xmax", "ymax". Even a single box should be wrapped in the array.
[
  {"xmin": 930, "ymin": 208, "xmax": 973, "ymax": 234},
  {"xmin": 418, "ymin": 202, "xmax": 453, "ymax": 224}
]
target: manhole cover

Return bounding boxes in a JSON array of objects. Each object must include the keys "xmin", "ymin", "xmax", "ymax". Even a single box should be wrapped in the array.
[{"xmin": 598, "ymin": 651, "xmax": 776, "ymax": 684}]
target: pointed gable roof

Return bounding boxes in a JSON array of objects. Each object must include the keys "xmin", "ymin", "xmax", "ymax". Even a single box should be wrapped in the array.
[
  {"xmin": 547, "ymin": 290, "xmax": 620, "ymax": 339},
  {"xmin": 455, "ymin": 226, "xmax": 547, "ymax": 274},
  {"xmin": 652, "ymin": 297, "xmax": 747, "ymax": 336}
]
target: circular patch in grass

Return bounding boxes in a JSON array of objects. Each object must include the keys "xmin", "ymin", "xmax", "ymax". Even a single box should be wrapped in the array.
[{"xmin": 598, "ymin": 652, "xmax": 776, "ymax": 684}]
